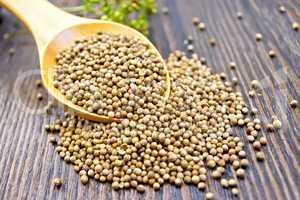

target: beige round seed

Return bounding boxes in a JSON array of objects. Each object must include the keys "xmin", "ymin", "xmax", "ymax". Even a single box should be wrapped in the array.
[
  {"xmin": 279, "ymin": 6, "xmax": 286, "ymax": 13},
  {"xmin": 256, "ymin": 151, "xmax": 265, "ymax": 161},
  {"xmin": 255, "ymin": 33, "xmax": 263, "ymax": 42},
  {"xmin": 273, "ymin": 119, "xmax": 282, "ymax": 129},
  {"xmin": 268, "ymin": 50, "xmax": 276, "ymax": 58},
  {"xmin": 231, "ymin": 187, "xmax": 239, "ymax": 196},
  {"xmin": 52, "ymin": 177, "xmax": 63, "ymax": 187},
  {"xmin": 237, "ymin": 12, "xmax": 243, "ymax": 19},
  {"xmin": 292, "ymin": 22, "xmax": 299, "ymax": 31},
  {"xmin": 290, "ymin": 99, "xmax": 298, "ymax": 108},
  {"xmin": 205, "ymin": 192, "xmax": 214, "ymax": 200},
  {"xmin": 229, "ymin": 62, "xmax": 236, "ymax": 70},
  {"xmin": 80, "ymin": 175, "xmax": 89, "ymax": 184},
  {"xmin": 137, "ymin": 184, "xmax": 145, "ymax": 193},
  {"xmin": 220, "ymin": 178, "xmax": 228, "ymax": 188},
  {"xmin": 236, "ymin": 168, "xmax": 245, "ymax": 179},
  {"xmin": 259, "ymin": 137, "xmax": 267, "ymax": 145},
  {"xmin": 198, "ymin": 22, "xmax": 206, "ymax": 31}
]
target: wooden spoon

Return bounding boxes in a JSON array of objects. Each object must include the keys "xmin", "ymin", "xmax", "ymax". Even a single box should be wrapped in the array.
[{"xmin": 0, "ymin": 0, "xmax": 170, "ymax": 123}]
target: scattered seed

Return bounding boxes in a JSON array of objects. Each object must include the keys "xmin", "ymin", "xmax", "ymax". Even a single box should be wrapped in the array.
[
  {"xmin": 37, "ymin": 93, "xmax": 43, "ymax": 100},
  {"xmin": 36, "ymin": 80, "xmax": 42, "ymax": 87},
  {"xmin": 259, "ymin": 137, "xmax": 267, "ymax": 145},
  {"xmin": 205, "ymin": 192, "xmax": 214, "ymax": 200},
  {"xmin": 292, "ymin": 22, "xmax": 299, "ymax": 31},
  {"xmin": 187, "ymin": 44, "xmax": 194, "ymax": 52},
  {"xmin": 192, "ymin": 17, "xmax": 200, "ymax": 25},
  {"xmin": 137, "ymin": 184, "xmax": 145, "ymax": 193},
  {"xmin": 198, "ymin": 22, "xmax": 206, "ymax": 31},
  {"xmin": 49, "ymin": 135, "xmax": 57, "ymax": 144},
  {"xmin": 255, "ymin": 33, "xmax": 263, "ymax": 42},
  {"xmin": 232, "ymin": 77, "xmax": 238, "ymax": 85},
  {"xmin": 273, "ymin": 119, "xmax": 282, "ymax": 129},
  {"xmin": 80, "ymin": 175, "xmax": 89, "ymax": 184},
  {"xmin": 162, "ymin": 7, "xmax": 169, "ymax": 15},
  {"xmin": 228, "ymin": 179, "xmax": 237, "ymax": 187},
  {"xmin": 220, "ymin": 179, "xmax": 228, "ymax": 188},
  {"xmin": 9, "ymin": 48, "xmax": 15, "ymax": 56},
  {"xmin": 256, "ymin": 151, "xmax": 265, "ymax": 161},
  {"xmin": 251, "ymin": 80, "xmax": 259, "ymax": 89},
  {"xmin": 279, "ymin": 6, "xmax": 286, "ymax": 13},
  {"xmin": 52, "ymin": 177, "xmax": 63, "ymax": 187},
  {"xmin": 290, "ymin": 99, "xmax": 298, "ymax": 108},
  {"xmin": 237, "ymin": 12, "xmax": 243, "ymax": 19},
  {"xmin": 236, "ymin": 168, "xmax": 245, "ymax": 179},
  {"xmin": 231, "ymin": 187, "xmax": 239, "ymax": 196},
  {"xmin": 268, "ymin": 50, "xmax": 276, "ymax": 58},
  {"xmin": 266, "ymin": 123, "xmax": 274, "ymax": 132},
  {"xmin": 248, "ymin": 90, "xmax": 255, "ymax": 97},
  {"xmin": 209, "ymin": 38, "xmax": 216, "ymax": 46},
  {"xmin": 250, "ymin": 108, "xmax": 258, "ymax": 115},
  {"xmin": 229, "ymin": 62, "xmax": 236, "ymax": 70},
  {"xmin": 3, "ymin": 32, "xmax": 11, "ymax": 40}
]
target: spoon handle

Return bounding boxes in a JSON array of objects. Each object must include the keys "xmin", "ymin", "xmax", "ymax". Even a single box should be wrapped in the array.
[{"xmin": 0, "ymin": 0, "xmax": 84, "ymax": 52}]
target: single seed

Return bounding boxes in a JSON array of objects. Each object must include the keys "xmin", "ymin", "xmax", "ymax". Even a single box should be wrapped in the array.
[
  {"xmin": 49, "ymin": 135, "xmax": 57, "ymax": 144},
  {"xmin": 187, "ymin": 45, "xmax": 194, "ymax": 52},
  {"xmin": 240, "ymin": 159, "xmax": 249, "ymax": 168},
  {"xmin": 198, "ymin": 182, "xmax": 206, "ymax": 190},
  {"xmin": 273, "ymin": 119, "xmax": 282, "ymax": 129},
  {"xmin": 192, "ymin": 17, "xmax": 200, "ymax": 25},
  {"xmin": 259, "ymin": 137, "xmax": 267, "ymax": 145},
  {"xmin": 37, "ymin": 93, "xmax": 43, "ymax": 100},
  {"xmin": 236, "ymin": 168, "xmax": 245, "ymax": 179},
  {"xmin": 253, "ymin": 141, "xmax": 261, "ymax": 150},
  {"xmin": 232, "ymin": 77, "xmax": 238, "ymax": 85},
  {"xmin": 209, "ymin": 38, "xmax": 216, "ymax": 46},
  {"xmin": 220, "ymin": 179, "xmax": 228, "ymax": 188},
  {"xmin": 237, "ymin": 12, "xmax": 243, "ymax": 19},
  {"xmin": 255, "ymin": 33, "xmax": 263, "ymax": 42},
  {"xmin": 279, "ymin": 6, "xmax": 286, "ymax": 13},
  {"xmin": 256, "ymin": 151, "xmax": 265, "ymax": 161},
  {"xmin": 153, "ymin": 182, "xmax": 160, "ymax": 190},
  {"xmin": 36, "ymin": 80, "xmax": 42, "ymax": 87},
  {"xmin": 251, "ymin": 108, "xmax": 258, "ymax": 115},
  {"xmin": 266, "ymin": 123, "xmax": 274, "ymax": 132},
  {"xmin": 290, "ymin": 99, "xmax": 298, "ymax": 108},
  {"xmin": 52, "ymin": 177, "xmax": 63, "ymax": 187},
  {"xmin": 137, "ymin": 184, "xmax": 145, "ymax": 193},
  {"xmin": 205, "ymin": 192, "xmax": 214, "ymax": 200},
  {"xmin": 248, "ymin": 90, "xmax": 255, "ymax": 97},
  {"xmin": 229, "ymin": 62, "xmax": 236, "ymax": 70},
  {"xmin": 80, "ymin": 175, "xmax": 89, "ymax": 184},
  {"xmin": 231, "ymin": 188, "xmax": 239, "ymax": 196},
  {"xmin": 9, "ymin": 48, "xmax": 15, "ymax": 56},
  {"xmin": 198, "ymin": 22, "xmax": 206, "ymax": 31},
  {"xmin": 228, "ymin": 179, "xmax": 237, "ymax": 187},
  {"xmin": 162, "ymin": 7, "xmax": 169, "ymax": 15},
  {"xmin": 268, "ymin": 50, "xmax": 276, "ymax": 58},
  {"xmin": 251, "ymin": 80, "xmax": 259, "ymax": 89},
  {"xmin": 292, "ymin": 22, "xmax": 299, "ymax": 31}
]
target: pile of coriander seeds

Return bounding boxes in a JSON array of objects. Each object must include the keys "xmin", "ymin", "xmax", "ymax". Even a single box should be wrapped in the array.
[
  {"xmin": 48, "ymin": 50, "xmax": 268, "ymax": 197},
  {"xmin": 52, "ymin": 32, "xmax": 168, "ymax": 119}
]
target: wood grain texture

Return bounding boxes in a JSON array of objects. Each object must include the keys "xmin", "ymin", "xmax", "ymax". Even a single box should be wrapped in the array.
[{"xmin": 0, "ymin": 0, "xmax": 299, "ymax": 199}]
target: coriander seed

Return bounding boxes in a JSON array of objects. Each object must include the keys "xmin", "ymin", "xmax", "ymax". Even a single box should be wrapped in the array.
[{"xmin": 52, "ymin": 177, "xmax": 63, "ymax": 187}]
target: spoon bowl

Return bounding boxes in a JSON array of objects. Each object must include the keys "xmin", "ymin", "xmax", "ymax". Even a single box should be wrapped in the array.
[{"xmin": 0, "ymin": 0, "xmax": 170, "ymax": 122}]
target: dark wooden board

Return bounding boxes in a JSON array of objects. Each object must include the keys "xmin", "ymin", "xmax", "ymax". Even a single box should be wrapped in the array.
[{"xmin": 0, "ymin": 0, "xmax": 299, "ymax": 199}]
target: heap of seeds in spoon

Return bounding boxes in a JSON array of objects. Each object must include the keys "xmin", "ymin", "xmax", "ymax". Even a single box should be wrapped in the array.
[
  {"xmin": 53, "ymin": 32, "xmax": 168, "ymax": 118},
  {"xmin": 50, "ymin": 50, "xmax": 267, "ymax": 196}
]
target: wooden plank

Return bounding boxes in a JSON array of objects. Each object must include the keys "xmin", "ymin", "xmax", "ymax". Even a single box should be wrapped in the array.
[{"xmin": 0, "ymin": 0, "xmax": 299, "ymax": 199}]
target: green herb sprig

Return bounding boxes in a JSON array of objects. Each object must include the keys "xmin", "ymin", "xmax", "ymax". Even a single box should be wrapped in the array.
[{"xmin": 64, "ymin": 0, "xmax": 157, "ymax": 35}]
